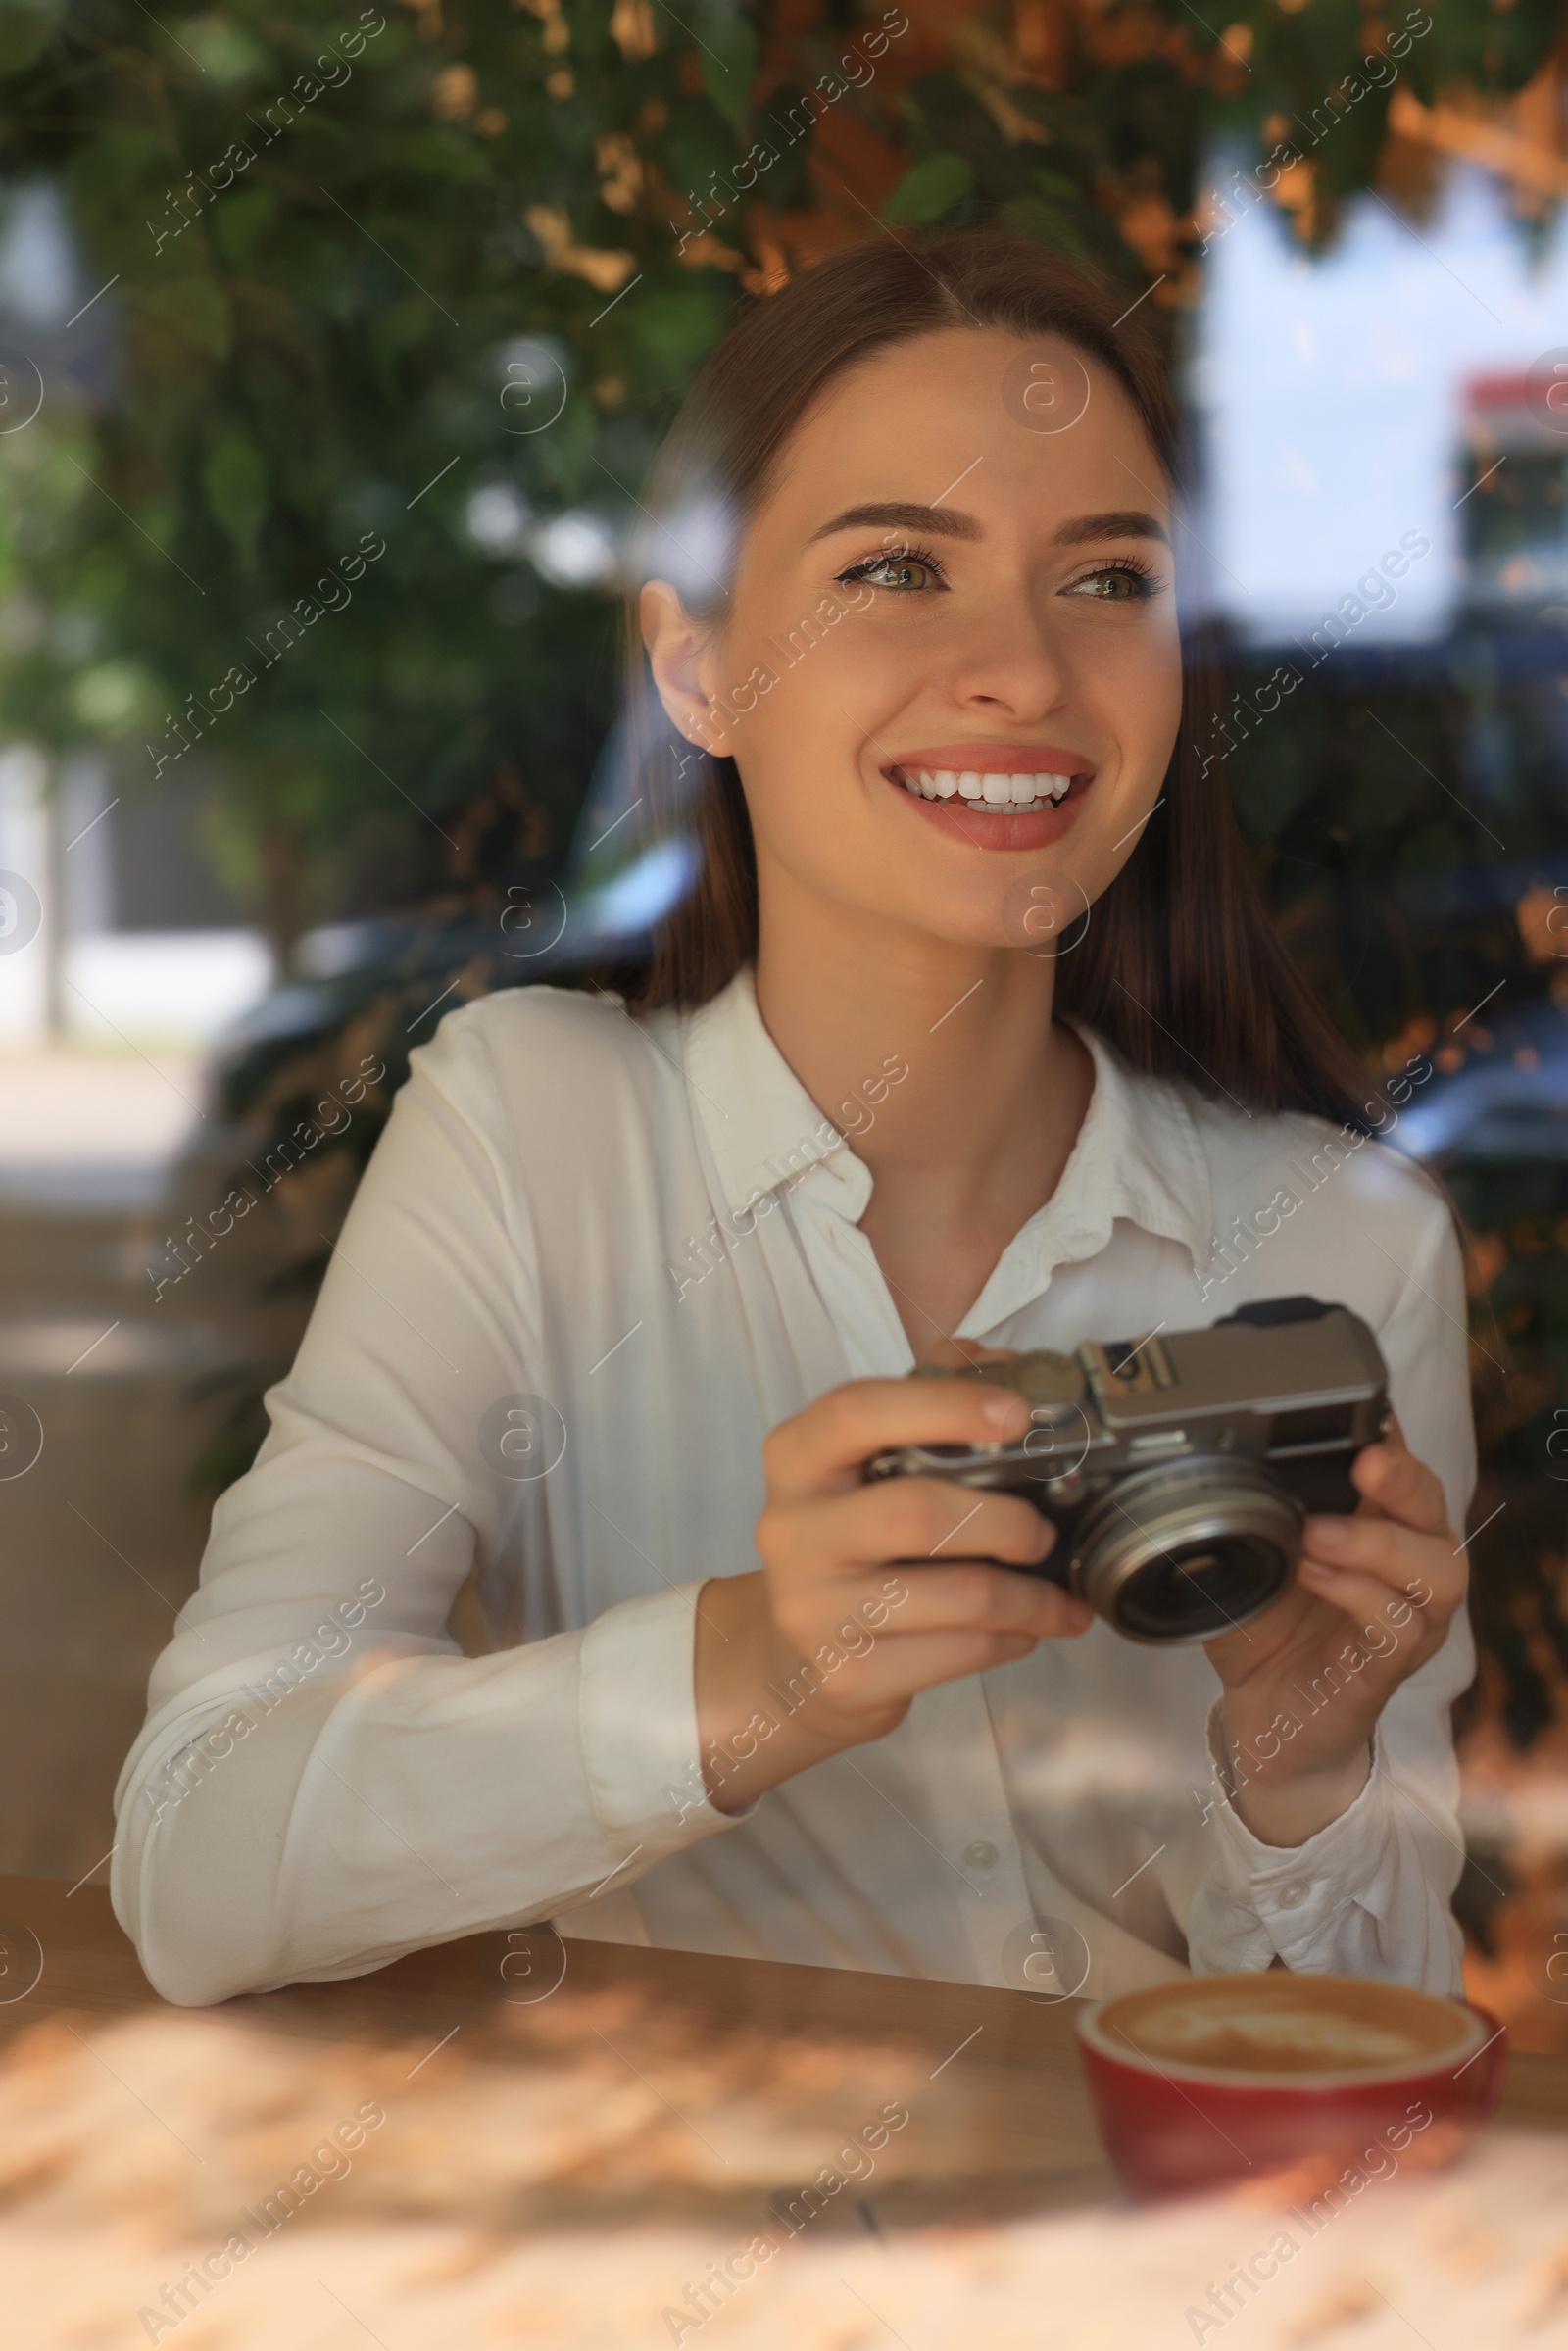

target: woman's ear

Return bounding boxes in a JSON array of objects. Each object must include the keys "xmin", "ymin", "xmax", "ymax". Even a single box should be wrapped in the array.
[{"xmin": 640, "ymin": 579, "xmax": 733, "ymax": 759}]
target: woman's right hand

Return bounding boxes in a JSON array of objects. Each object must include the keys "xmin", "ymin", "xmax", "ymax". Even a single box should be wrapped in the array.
[{"xmin": 693, "ymin": 1373, "xmax": 1095, "ymax": 1816}]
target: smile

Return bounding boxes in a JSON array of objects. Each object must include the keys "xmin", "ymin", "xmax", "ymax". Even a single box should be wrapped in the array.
[
  {"xmin": 880, "ymin": 745, "xmax": 1097, "ymax": 848},
  {"xmin": 897, "ymin": 765, "xmax": 1075, "ymax": 808}
]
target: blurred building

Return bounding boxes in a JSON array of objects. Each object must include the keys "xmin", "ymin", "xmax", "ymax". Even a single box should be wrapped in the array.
[
  {"xmin": 1191, "ymin": 160, "xmax": 1568, "ymax": 651},
  {"xmin": 0, "ymin": 749, "xmax": 272, "ymax": 1053},
  {"xmin": 1459, "ymin": 370, "xmax": 1568, "ymax": 619},
  {"xmin": 0, "ymin": 183, "xmax": 272, "ymax": 1057}
]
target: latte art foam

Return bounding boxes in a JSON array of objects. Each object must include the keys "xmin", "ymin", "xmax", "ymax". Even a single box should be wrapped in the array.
[
  {"xmin": 1134, "ymin": 2003, "xmax": 1430, "ymax": 2073},
  {"xmin": 1093, "ymin": 1972, "xmax": 1479, "ymax": 2080}
]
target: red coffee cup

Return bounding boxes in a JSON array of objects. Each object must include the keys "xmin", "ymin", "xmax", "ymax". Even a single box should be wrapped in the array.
[{"xmin": 1076, "ymin": 1971, "xmax": 1505, "ymax": 2199}]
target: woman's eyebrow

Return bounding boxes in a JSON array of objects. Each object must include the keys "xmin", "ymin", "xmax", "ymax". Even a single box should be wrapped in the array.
[
  {"xmin": 1054, "ymin": 509, "xmax": 1169, "ymax": 547},
  {"xmin": 806, "ymin": 502, "xmax": 1171, "ymax": 550},
  {"xmin": 807, "ymin": 501, "xmax": 981, "ymax": 545}
]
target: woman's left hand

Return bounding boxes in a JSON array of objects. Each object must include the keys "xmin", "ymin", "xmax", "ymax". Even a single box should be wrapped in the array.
[{"xmin": 1204, "ymin": 1423, "xmax": 1466, "ymax": 1847}]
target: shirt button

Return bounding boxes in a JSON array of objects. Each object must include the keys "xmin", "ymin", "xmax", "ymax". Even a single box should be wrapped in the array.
[
  {"xmin": 963, "ymin": 1839, "xmax": 1000, "ymax": 1871},
  {"xmin": 1276, "ymin": 1880, "xmax": 1310, "ymax": 1909}
]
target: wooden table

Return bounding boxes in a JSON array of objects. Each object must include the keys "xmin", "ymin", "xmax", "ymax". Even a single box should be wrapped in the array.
[
  {"xmin": 0, "ymin": 1873, "xmax": 1121, "ymax": 2226},
  {"xmin": 5, "ymin": 1873, "xmax": 1568, "ymax": 2348}
]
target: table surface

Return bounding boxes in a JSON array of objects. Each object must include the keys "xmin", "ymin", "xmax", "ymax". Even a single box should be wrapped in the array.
[
  {"xmin": 6, "ymin": 1871, "xmax": 1568, "ymax": 2232},
  {"xmin": 11, "ymin": 1877, "xmax": 1568, "ymax": 2351}
]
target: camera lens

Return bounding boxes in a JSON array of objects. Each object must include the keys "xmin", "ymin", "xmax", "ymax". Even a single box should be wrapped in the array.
[
  {"xmin": 1112, "ymin": 1532, "xmax": 1291, "ymax": 1641},
  {"xmin": 1074, "ymin": 1460, "xmax": 1300, "ymax": 1643}
]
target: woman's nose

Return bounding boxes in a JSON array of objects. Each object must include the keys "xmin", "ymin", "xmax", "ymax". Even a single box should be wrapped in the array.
[{"xmin": 942, "ymin": 596, "xmax": 1070, "ymax": 719}]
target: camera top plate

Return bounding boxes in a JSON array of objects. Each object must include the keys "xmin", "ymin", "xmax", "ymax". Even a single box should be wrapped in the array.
[{"xmin": 912, "ymin": 1349, "xmax": 1086, "ymax": 1426}]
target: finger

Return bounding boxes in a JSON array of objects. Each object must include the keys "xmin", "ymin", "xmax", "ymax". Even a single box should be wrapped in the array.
[
  {"xmin": 1350, "ymin": 1439, "xmax": 1447, "ymax": 1536},
  {"xmin": 915, "ymin": 1339, "xmax": 1022, "ymax": 1370},
  {"xmin": 811, "ymin": 1627, "xmax": 1048, "ymax": 1701},
  {"xmin": 846, "ymin": 1626, "xmax": 1072, "ymax": 1694},
  {"xmin": 764, "ymin": 1478, "xmax": 1057, "ymax": 1583},
  {"xmin": 772, "ymin": 1564, "xmax": 1093, "ymax": 1666},
  {"xmin": 1292, "ymin": 1561, "xmax": 1441, "ymax": 1677},
  {"xmin": 1301, "ymin": 1511, "xmax": 1463, "ymax": 1611},
  {"xmin": 866, "ymin": 1558, "xmax": 1093, "ymax": 1639},
  {"xmin": 766, "ymin": 1377, "xmax": 1033, "ymax": 1497},
  {"xmin": 1298, "ymin": 1545, "xmax": 1461, "ymax": 1647}
]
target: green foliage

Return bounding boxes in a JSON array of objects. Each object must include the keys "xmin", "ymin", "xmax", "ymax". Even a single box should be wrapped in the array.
[
  {"xmin": 202, "ymin": 428, "xmax": 269, "ymax": 572},
  {"xmin": 882, "ymin": 151, "xmax": 973, "ymax": 226},
  {"xmin": 0, "ymin": 0, "xmax": 1557, "ymax": 965},
  {"xmin": 0, "ymin": 0, "xmax": 62, "ymax": 76},
  {"xmin": 0, "ymin": 0, "xmax": 771, "ymax": 943},
  {"xmin": 698, "ymin": 4, "xmax": 759, "ymax": 137}
]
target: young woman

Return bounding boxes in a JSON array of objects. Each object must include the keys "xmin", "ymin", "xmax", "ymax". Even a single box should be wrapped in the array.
[{"xmin": 116, "ymin": 233, "xmax": 1474, "ymax": 2008}]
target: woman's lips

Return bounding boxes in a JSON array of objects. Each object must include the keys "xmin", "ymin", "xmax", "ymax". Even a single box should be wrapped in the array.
[{"xmin": 882, "ymin": 753, "xmax": 1095, "ymax": 851}]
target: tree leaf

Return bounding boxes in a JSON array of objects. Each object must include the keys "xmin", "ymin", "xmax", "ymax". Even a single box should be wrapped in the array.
[
  {"xmin": 140, "ymin": 277, "xmax": 233, "ymax": 360},
  {"xmin": 881, "ymin": 152, "xmax": 973, "ymax": 227},
  {"xmin": 1029, "ymin": 166, "xmax": 1083, "ymax": 204},
  {"xmin": 203, "ymin": 430, "xmax": 269, "ymax": 571},
  {"xmin": 698, "ymin": 6, "xmax": 758, "ymax": 137},
  {"xmin": 996, "ymin": 192, "xmax": 1089, "ymax": 261},
  {"xmin": 68, "ymin": 122, "xmax": 165, "ymax": 204},
  {"xmin": 0, "ymin": 0, "xmax": 61, "ymax": 75},
  {"xmin": 214, "ymin": 186, "xmax": 276, "ymax": 269}
]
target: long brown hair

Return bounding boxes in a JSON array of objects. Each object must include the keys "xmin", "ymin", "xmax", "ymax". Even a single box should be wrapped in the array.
[{"xmin": 609, "ymin": 230, "xmax": 1372, "ymax": 1133}]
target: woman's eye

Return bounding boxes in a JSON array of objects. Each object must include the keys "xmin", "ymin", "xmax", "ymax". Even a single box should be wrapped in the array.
[
  {"xmin": 841, "ymin": 553, "xmax": 945, "ymax": 593},
  {"xmin": 1066, "ymin": 563, "xmax": 1159, "ymax": 602}
]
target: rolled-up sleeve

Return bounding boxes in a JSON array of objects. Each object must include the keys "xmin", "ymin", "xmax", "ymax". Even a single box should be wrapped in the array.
[
  {"xmin": 1185, "ymin": 1689, "xmax": 1470, "ymax": 1993},
  {"xmin": 1185, "ymin": 1180, "xmax": 1476, "ymax": 1995},
  {"xmin": 112, "ymin": 1008, "xmax": 740, "ymax": 2007}
]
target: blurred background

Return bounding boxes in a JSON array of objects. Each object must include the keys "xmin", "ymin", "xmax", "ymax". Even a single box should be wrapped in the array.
[{"xmin": 3, "ymin": 0, "xmax": 1568, "ymax": 2043}]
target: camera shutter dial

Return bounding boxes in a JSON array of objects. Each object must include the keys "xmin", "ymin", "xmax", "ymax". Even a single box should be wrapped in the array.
[{"xmin": 1014, "ymin": 1350, "xmax": 1086, "ymax": 1424}]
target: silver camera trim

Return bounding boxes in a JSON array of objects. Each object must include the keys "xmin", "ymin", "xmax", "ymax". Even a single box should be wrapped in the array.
[
  {"xmin": 868, "ymin": 1298, "xmax": 1386, "ymax": 1644},
  {"xmin": 1071, "ymin": 1455, "xmax": 1300, "ymax": 1644}
]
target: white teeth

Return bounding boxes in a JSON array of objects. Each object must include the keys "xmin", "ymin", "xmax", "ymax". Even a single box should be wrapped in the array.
[{"xmin": 898, "ymin": 765, "xmax": 1082, "ymax": 807}]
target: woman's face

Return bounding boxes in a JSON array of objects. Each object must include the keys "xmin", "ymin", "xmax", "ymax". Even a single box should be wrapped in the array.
[{"xmin": 644, "ymin": 325, "xmax": 1184, "ymax": 955}]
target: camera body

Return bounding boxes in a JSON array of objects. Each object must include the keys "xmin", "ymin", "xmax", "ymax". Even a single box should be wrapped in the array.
[{"xmin": 866, "ymin": 1296, "xmax": 1391, "ymax": 1643}]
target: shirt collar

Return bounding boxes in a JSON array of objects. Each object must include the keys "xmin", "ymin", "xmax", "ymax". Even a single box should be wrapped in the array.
[
  {"xmin": 967, "ymin": 1026, "xmax": 1215, "ymax": 1321},
  {"xmin": 676, "ymin": 966, "xmax": 1213, "ymax": 1272},
  {"xmin": 680, "ymin": 966, "xmax": 866, "ymax": 1220}
]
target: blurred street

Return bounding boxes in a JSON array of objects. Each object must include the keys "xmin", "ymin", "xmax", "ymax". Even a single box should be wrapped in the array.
[{"xmin": 0, "ymin": 1048, "xmax": 246, "ymax": 1883}]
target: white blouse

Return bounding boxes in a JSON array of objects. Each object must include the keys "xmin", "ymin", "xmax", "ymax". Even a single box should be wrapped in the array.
[{"xmin": 113, "ymin": 969, "xmax": 1476, "ymax": 2007}]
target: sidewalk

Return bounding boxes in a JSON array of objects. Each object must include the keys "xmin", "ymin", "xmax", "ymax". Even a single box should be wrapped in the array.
[
  {"xmin": 0, "ymin": 1043, "xmax": 206, "ymax": 1213},
  {"xmin": 0, "ymin": 1046, "xmax": 244, "ymax": 1881}
]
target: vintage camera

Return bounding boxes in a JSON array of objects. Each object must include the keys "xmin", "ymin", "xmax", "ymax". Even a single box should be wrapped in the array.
[{"xmin": 866, "ymin": 1297, "xmax": 1390, "ymax": 1644}]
